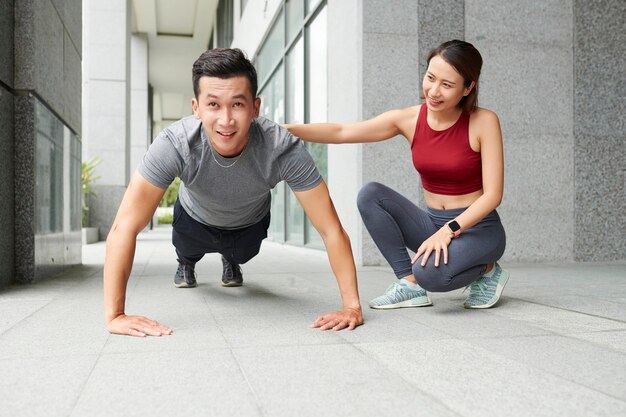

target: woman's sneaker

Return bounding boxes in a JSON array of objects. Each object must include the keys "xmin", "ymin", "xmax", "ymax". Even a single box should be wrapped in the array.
[
  {"xmin": 463, "ymin": 262, "xmax": 509, "ymax": 309},
  {"xmin": 369, "ymin": 279, "xmax": 432, "ymax": 309}
]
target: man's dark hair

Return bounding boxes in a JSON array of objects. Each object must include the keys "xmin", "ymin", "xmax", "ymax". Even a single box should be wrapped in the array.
[{"xmin": 192, "ymin": 48, "xmax": 258, "ymax": 99}]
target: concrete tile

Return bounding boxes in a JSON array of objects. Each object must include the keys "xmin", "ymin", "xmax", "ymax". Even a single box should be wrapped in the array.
[
  {"xmin": 0, "ymin": 0, "xmax": 14, "ymax": 87},
  {"xmin": 62, "ymin": 30, "xmax": 82, "ymax": 133},
  {"xmin": 87, "ymin": 81, "xmax": 127, "ymax": 117},
  {"xmin": 363, "ymin": 0, "xmax": 417, "ymax": 35},
  {"xmin": 477, "ymin": 43, "xmax": 573, "ymax": 136},
  {"xmin": 54, "ymin": 0, "xmax": 82, "ymax": 53},
  {"xmin": 336, "ymin": 309, "xmax": 453, "ymax": 344},
  {"xmin": 358, "ymin": 339, "xmax": 626, "ymax": 417},
  {"xmin": 416, "ymin": 0, "xmax": 464, "ymax": 77},
  {"xmin": 466, "ymin": 0, "xmax": 573, "ymax": 44},
  {"xmin": 362, "ymin": 32, "xmax": 420, "ymax": 112},
  {"xmin": 212, "ymin": 309, "xmax": 346, "ymax": 348},
  {"xmin": 72, "ymin": 350, "xmax": 262, "ymax": 417},
  {"xmin": 88, "ymin": 8, "xmax": 128, "ymax": 48},
  {"xmin": 0, "ymin": 355, "xmax": 98, "ymax": 417},
  {"xmin": 32, "ymin": 0, "xmax": 65, "ymax": 112},
  {"xmin": 4, "ymin": 226, "xmax": 626, "ymax": 416},
  {"xmin": 469, "ymin": 334, "xmax": 626, "ymax": 400},
  {"xmin": 523, "ymin": 295, "xmax": 626, "ymax": 322},
  {"xmin": 233, "ymin": 344, "xmax": 459, "ymax": 417},
  {"xmin": 499, "ymin": 134, "xmax": 574, "ymax": 261},
  {"xmin": 574, "ymin": 135, "xmax": 626, "ymax": 261},
  {"xmin": 0, "ymin": 87, "xmax": 14, "ymax": 289},
  {"xmin": 569, "ymin": 330, "xmax": 626, "ymax": 355},
  {"xmin": 0, "ymin": 294, "xmax": 108, "ymax": 360},
  {"xmin": 574, "ymin": 1, "xmax": 625, "ymax": 136},
  {"xmin": 486, "ymin": 298, "xmax": 626, "ymax": 334},
  {"xmin": 88, "ymin": 43, "xmax": 128, "ymax": 80},
  {"xmin": 403, "ymin": 298, "xmax": 552, "ymax": 339},
  {"xmin": 0, "ymin": 299, "xmax": 50, "ymax": 335}
]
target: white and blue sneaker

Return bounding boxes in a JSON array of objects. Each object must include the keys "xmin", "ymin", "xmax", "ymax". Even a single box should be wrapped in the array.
[
  {"xmin": 369, "ymin": 279, "xmax": 433, "ymax": 309},
  {"xmin": 463, "ymin": 262, "xmax": 510, "ymax": 309}
]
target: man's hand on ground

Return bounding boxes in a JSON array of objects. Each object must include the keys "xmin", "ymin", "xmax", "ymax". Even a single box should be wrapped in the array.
[
  {"xmin": 106, "ymin": 314, "xmax": 173, "ymax": 337},
  {"xmin": 310, "ymin": 307, "xmax": 364, "ymax": 331}
]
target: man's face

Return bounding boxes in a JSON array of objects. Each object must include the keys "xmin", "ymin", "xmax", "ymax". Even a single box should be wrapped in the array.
[{"xmin": 191, "ymin": 76, "xmax": 261, "ymax": 157}]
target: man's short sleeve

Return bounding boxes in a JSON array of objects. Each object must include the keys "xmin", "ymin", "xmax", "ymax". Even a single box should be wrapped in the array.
[
  {"xmin": 137, "ymin": 131, "xmax": 184, "ymax": 189},
  {"xmin": 277, "ymin": 130, "xmax": 323, "ymax": 192}
]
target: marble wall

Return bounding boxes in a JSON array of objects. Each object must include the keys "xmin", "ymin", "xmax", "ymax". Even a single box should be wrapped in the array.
[{"xmin": 6, "ymin": 0, "xmax": 83, "ymax": 285}]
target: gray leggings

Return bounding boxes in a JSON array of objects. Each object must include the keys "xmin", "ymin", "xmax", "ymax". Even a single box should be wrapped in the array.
[{"xmin": 357, "ymin": 182, "xmax": 506, "ymax": 292}]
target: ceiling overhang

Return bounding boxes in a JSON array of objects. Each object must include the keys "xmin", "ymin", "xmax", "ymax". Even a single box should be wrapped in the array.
[{"xmin": 132, "ymin": 0, "xmax": 218, "ymax": 129}]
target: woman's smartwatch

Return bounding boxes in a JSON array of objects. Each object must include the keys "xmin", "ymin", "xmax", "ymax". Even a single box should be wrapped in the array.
[{"xmin": 447, "ymin": 220, "xmax": 461, "ymax": 238}]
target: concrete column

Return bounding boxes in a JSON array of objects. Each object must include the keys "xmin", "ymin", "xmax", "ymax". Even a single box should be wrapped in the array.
[
  {"xmin": 327, "ymin": 0, "xmax": 363, "ymax": 264},
  {"xmin": 0, "ymin": 0, "xmax": 15, "ymax": 288},
  {"xmin": 356, "ymin": 0, "xmax": 464, "ymax": 265},
  {"xmin": 573, "ymin": 0, "xmax": 626, "ymax": 261},
  {"xmin": 466, "ymin": 0, "xmax": 575, "ymax": 261},
  {"xmin": 130, "ymin": 34, "xmax": 150, "ymax": 175},
  {"xmin": 83, "ymin": 0, "xmax": 132, "ymax": 239},
  {"xmin": 12, "ymin": 0, "xmax": 82, "ymax": 283}
]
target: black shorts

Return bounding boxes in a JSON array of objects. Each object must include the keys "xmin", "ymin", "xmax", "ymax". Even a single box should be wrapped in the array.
[{"xmin": 171, "ymin": 199, "xmax": 270, "ymax": 265}]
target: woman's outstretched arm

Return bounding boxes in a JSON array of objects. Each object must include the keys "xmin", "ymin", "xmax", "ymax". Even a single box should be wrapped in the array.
[{"xmin": 284, "ymin": 108, "xmax": 415, "ymax": 144}]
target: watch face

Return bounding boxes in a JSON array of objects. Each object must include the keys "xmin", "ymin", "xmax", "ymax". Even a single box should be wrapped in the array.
[{"xmin": 448, "ymin": 221, "xmax": 461, "ymax": 232}]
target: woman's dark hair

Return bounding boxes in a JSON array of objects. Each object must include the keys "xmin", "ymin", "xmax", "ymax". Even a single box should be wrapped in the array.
[
  {"xmin": 425, "ymin": 40, "xmax": 483, "ymax": 113},
  {"xmin": 192, "ymin": 48, "xmax": 258, "ymax": 99}
]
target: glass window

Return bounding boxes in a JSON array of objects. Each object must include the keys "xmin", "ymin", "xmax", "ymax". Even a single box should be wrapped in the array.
[
  {"xmin": 259, "ymin": 64, "xmax": 286, "ymax": 241},
  {"xmin": 217, "ymin": 0, "xmax": 234, "ymax": 47},
  {"xmin": 307, "ymin": 7, "xmax": 327, "ymax": 126},
  {"xmin": 286, "ymin": 37, "xmax": 304, "ymax": 124},
  {"xmin": 304, "ymin": 5, "xmax": 327, "ymax": 247},
  {"xmin": 306, "ymin": 0, "xmax": 320, "ymax": 15},
  {"xmin": 286, "ymin": 0, "xmax": 304, "ymax": 44},
  {"xmin": 256, "ymin": 2, "xmax": 327, "ymax": 248},
  {"xmin": 35, "ymin": 100, "xmax": 64, "ymax": 234},
  {"xmin": 256, "ymin": 12, "xmax": 285, "ymax": 86},
  {"xmin": 69, "ymin": 130, "xmax": 82, "ymax": 232}
]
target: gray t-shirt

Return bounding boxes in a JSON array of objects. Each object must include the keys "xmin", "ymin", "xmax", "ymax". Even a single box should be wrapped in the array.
[{"xmin": 138, "ymin": 116, "xmax": 322, "ymax": 229}]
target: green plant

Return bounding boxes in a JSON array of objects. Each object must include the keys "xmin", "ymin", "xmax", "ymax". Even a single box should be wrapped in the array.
[
  {"xmin": 160, "ymin": 177, "xmax": 181, "ymax": 207},
  {"xmin": 157, "ymin": 212, "xmax": 174, "ymax": 225},
  {"xmin": 82, "ymin": 156, "xmax": 101, "ymax": 227}
]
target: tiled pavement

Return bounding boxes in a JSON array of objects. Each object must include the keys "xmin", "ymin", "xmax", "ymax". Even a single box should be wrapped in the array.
[{"xmin": 1, "ymin": 226, "xmax": 625, "ymax": 417}]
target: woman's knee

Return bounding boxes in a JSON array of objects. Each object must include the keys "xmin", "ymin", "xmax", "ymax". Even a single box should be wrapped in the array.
[
  {"xmin": 413, "ymin": 265, "xmax": 453, "ymax": 292},
  {"xmin": 357, "ymin": 182, "xmax": 387, "ymax": 211}
]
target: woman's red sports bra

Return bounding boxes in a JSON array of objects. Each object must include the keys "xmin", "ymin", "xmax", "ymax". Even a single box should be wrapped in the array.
[{"xmin": 411, "ymin": 104, "xmax": 482, "ymax": 195}]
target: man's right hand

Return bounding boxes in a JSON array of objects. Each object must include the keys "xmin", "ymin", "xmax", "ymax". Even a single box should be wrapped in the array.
[{"xmin": 106, "ymin": 314, "xmax": 173, "ymax": 337}]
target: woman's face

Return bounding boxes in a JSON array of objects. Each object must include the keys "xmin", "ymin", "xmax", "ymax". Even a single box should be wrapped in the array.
[{"xmin": 422, "ymin": 54, "xmax": 474, "ymax": 113}]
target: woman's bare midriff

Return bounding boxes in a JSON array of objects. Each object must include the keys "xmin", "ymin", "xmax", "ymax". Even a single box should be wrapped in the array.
[{"xmin": 424, "ymin": 189, "xmax": 483, "ymax": 210}]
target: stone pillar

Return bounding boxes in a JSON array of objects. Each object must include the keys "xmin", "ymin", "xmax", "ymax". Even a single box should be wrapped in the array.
[
  {"xmin": 130, "ymin": 34, "xmax": 150, "ymax": 175},
  {"xmin": 0, "ymin": 0, "xmax": 15, "ymax": 288},
  {"xmin": 573, "ymin": 0, "xmax": 626, "ymax": 261},
  {"xmin": 82, "ymin": 0, "xmax": 132, "ymax": 239},
  {"xmin": 358, "ymin": 0, "xmax": 464, "ymax": 265},
  {"xmin": 12, "ymin": 0, "xmax": 82, "ymax": 283},
  {"xmin": 327, "ymin": 0, "xmax": 363, "ymax": 263}
]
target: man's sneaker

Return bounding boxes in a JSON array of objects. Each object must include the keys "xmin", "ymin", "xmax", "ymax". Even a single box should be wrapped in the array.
[
  {"xmin": 174, "ymin": 260, "xmax": 197, "ymax": 288},
  {"xmin": 464, "ymin": 262, "xmax": 509, "ymax": 309},
  {"xmin": 369, "ymin": 279, "xmax": 432, "ymax": 309},
  {"xmin": 221, "ymin": 256, "xmax": 243, "ymax": 287}
]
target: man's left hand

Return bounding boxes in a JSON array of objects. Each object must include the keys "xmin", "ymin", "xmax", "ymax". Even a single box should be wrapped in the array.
[{"xmin": 310, "ymin": 307, "xmax": 363, "ymax": 331}]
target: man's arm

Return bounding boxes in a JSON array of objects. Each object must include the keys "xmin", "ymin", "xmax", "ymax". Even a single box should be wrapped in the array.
[
  {"xmin": 294, "ymin": 181, "xmax": 364, "ymax": 331},
  {"xmin": 104, "ymin": 171, "xmax": 173, "ymax": 337}
]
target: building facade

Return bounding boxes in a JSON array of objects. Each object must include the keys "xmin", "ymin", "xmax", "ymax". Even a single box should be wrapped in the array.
[
  {"xmin": 1, "ymin": 0, "xmax": 83, "ymax": 288},
  {"xmin": 0, "ymin": 0, "xmax": 623, "ymax": 289},
  {"xmin": 230, "ymin": 0, "xmax": 626, "ymax": 264}
]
